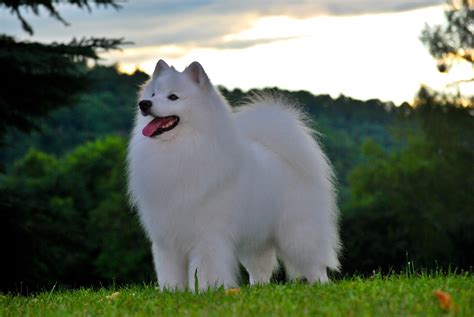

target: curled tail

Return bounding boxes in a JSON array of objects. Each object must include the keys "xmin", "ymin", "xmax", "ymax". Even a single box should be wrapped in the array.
[
  {"xmin": 234, "ymin": 94, "xmax": 341, "ymax": 270},
  {"xmin": 234, "ymin": 94, "xmax": 333, "ymax": 183}
]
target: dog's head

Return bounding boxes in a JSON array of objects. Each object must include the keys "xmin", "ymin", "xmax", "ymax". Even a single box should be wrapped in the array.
[{"xmin": 137, "ymin": 60, "xmax": 216, "ymax": 140}]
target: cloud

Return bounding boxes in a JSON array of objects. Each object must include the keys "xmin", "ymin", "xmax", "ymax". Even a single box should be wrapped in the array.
[
  {"xmin": 1, "ymin": 1, "xmax": 455, "ymax": 103},
  {"xmin": 115, "ymin": 0, "xmax": 445, "ymax": 48},
  {"xmin": 204, "ymin": 0, "xmax": 445, "ymax": 17},
  {"xmin": 1, "ymin": 0, "xmax": 444, "ymax": 55},
  {"xmin": 213, "ymin": 36, "xmax": 300, "ymax": 49}
]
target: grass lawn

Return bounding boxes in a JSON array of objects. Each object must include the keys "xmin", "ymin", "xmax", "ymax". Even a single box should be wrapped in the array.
[{"xmin": 1, "ymin": 273, "xmax": 473, "ymax": 316}]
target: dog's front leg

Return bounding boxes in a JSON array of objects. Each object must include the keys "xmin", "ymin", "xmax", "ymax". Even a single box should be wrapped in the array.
[
  {"xmin": 188, "ymin": 238, "xmax": 238, "ymax": 291},
  {"xmin": 152, "ymin": 243, "xmax": 187, "ymax": 291}
]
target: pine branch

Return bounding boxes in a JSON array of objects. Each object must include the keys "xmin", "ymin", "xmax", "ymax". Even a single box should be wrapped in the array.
[
  {"xmin": 420, "ymin": 0, "xmax": 473, "ymax": 80},
  {"xmin": 0, "ymin": 35, "xmax": 131, "ymax": 139},
  {"xmin": 0, "ymin": 35, "xmax": 130, "ymax": 60},
  {"xmin": 0, "ymin": 0, "xmax": 122, "ymax": 35}
]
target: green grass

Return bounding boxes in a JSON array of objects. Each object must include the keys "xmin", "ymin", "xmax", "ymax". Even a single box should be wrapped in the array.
[{"xmin": 1, "ymin": 274, "xmax": 473, "ymax": 316}]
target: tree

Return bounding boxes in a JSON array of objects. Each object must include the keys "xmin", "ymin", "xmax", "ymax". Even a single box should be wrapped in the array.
[
  {"xmin": 0, "ymin": 137, "xmax": 153, "ymax": 292},
  {"xmin": 342, "ymin": 89, "xmax": 473, "ymax": 274},
  {"xmin": 0, "ymin": 0, "xmax": 127, "ymax": 145},
  {"xmin": 420, "ymin": 0, "xmax": 473, "ymax": 83},
  {"xmin": 0, "ymin": 1, "xmax": 131, "ymax": 291}
]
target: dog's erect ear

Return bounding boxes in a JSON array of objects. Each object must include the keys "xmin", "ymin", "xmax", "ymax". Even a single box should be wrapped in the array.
[
  {"xmin": 152, "ymin": 59, "xmax": 170, "ymax": 79},
  {"xmin": 184, "ymin": 61, "xmax": 210, "ymax": 88}
]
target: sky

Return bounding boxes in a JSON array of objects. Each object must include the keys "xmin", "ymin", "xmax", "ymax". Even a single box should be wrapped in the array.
[{"xmin": 1, "ymin": 0, "xmax": 472, "ymax": 104}]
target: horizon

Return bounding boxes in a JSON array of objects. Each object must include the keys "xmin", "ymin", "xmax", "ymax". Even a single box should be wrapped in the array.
[{"xmin": 1, "ymin": 0, "xmax": 473, "ymax": 104}]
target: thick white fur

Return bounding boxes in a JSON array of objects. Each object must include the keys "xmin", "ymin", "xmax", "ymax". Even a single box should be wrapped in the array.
[{"xmin": 127, "ymin": 60, "xmax": 340, "ymax": 291}]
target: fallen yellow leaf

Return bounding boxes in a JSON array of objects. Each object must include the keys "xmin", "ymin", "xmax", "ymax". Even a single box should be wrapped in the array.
[
  {"xmin": 106, "ymin": 291, "xmax": 121, "ymax": 302},
  {"xmin": 225, "ymin": 288, "xmax": 241, "ymax": 295},
  {"xmin": 433, "ymin": 289, "xmax": 451, "ymax": 311}
]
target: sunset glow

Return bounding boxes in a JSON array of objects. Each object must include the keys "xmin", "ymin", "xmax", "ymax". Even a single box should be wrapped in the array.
[
  {"xmin": 3, "ymin": 1, "xmax": 472, "ymax": 104},
  {"xmin": 106, "ymin": 6, "xmax": 469, "ymax": 104}
]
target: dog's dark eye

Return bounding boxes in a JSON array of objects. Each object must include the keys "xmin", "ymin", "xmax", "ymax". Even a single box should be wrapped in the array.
[
  {"xmin": 151, "ymin": 93, "xmax": 155, "ymax": 97},
  {"xmin": 168, "ymin": 94, "xmax": 179, "ymax": 101}
]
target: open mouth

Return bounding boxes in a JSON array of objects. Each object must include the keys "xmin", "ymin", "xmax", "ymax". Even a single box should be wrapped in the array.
[{"xmin": 142, "ymin": 116, "xmax": 180, "ymax": 137}]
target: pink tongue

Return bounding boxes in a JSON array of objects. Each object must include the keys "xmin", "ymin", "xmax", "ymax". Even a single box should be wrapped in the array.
[{"xmin": 142, "ymin": 117, "xmax": 175, "ymax": 137}]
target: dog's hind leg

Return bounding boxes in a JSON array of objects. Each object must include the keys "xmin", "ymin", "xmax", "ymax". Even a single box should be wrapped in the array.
[
  {"xmin": 277, "ymin": 243, "xmax": 330, "ymax": 284},
  {"xmin": 275, "ymin": 219, "xmax": 335, "ymax": 284},
  {"xmin": 240, "ymin": 248, "xmax": 277, "ymax": 285}
]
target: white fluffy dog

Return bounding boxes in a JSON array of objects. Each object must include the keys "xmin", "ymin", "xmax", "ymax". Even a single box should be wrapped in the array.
[{"xmin": 127, "ymin": 60, "xmax": 340, "ymax": 291}]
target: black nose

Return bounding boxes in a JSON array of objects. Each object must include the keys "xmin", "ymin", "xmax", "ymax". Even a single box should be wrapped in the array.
[{"xmin": 138, "ymin": 100, "xmax": 152, "ymax": 115}]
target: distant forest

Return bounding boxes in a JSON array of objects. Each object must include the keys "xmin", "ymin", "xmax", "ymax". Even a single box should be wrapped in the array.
[
  {"xmin": 1, "ymin": 65, "xmax": 472, "ymax": 292},
  {"xmin": 1, "ymin": 65, "xmax": 404, "ymax": 205}
]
